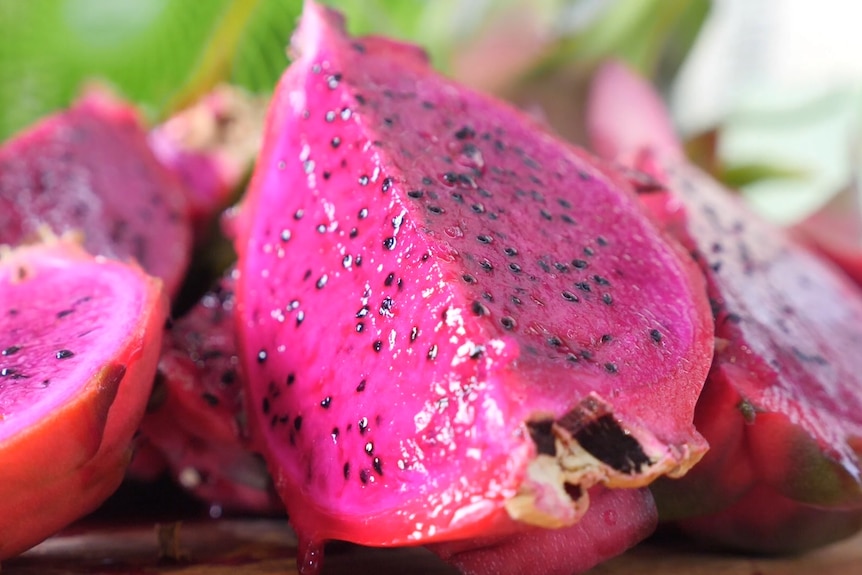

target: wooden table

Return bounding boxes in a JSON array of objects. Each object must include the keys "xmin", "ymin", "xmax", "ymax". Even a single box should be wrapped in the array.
[{"xmin": 5, "ymin": 518, "xmax": 862, "ymax": 574}]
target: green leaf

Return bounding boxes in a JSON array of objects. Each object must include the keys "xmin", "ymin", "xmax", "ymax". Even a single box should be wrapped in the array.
[{"xmin": 720, "ymin": 162, "xmax": 809, "ymax": 190}]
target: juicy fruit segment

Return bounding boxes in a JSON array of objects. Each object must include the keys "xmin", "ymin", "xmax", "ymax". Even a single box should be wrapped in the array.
[
  {"xmin": 235, "ymin": 1, "xmax": 712, "ymax": 562},
  {"xmin": 0, "ymin": 238, "xmax": 168, "ymax": 559},
  {"xmin": 587, "ymin": 60, "xmax": 862, "ymax": 550},
  {"xmin": 139, "ymin": 271, "xmax": 282, "ymax": 514},
  {"xmin": 0, "ymin": 89, "xmax": 192, "ymax": 299}
]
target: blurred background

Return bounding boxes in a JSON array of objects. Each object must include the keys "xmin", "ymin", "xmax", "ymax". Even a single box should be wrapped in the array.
[{"xmin": 2, "ymin": 0, "xmax": 862, "ymax": 223}]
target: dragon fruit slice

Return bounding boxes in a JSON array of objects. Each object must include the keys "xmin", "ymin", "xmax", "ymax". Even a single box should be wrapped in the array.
[
  {"xmin": 0, "ymin": 89, "xmax": 193, "ymax": 299},
  {"xmin": 587, "ymin": 60, "xmax": 862, "ymax": 552},
  {"xmin": 0, "ymin": 237, "xmax": 168, "ymax": 559},
  {"xmin": 139, "ymin": 270, "xmax": 282, "ymax": 515},
  {"xmin": 233, "ymin": 3, "xmax": 713, "ymax": 572},
  {"xmin": 149, "ymin": 85, "xmax": 266, "ymax": 239}
]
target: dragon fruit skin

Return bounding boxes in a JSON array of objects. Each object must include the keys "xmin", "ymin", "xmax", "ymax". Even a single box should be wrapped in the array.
[
  {"xmin": 233, "ymin": 2, "xmax": 713, "ymax": 571},
  {"xmin": 0, "ymin": 89, "xmax": 193, "ymax": 299},
  {"xmin": 587, "ymin": 60, "xmax": 862, "ymax": 551},
  {"xmin": 138, "ymin": 271, "xmax": 283, "ymax": 515},
  {"xmin": 0, "ymin": 238, "xmax": 168, "ymax": 559}
]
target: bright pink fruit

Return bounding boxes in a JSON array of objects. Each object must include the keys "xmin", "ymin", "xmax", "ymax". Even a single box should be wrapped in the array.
[
  {"xmin": 0, "ymin": 238, "xmax": 168, "ymax": 558},
  {"xmin": 233, "ymin": 4, "xmax": 713, "ymax": 573},
  {"xmin": 587, "ymin": 60, "xmax": 862, "ymax": 552},
  {"xmin": 0, "ymin": 90, "xmax": 192, "ymax": 299}
]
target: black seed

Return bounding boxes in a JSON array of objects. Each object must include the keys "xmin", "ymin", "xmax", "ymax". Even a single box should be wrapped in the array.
[
  {"xmin": 261, "ymin": 397, "xmax": 270, "ymax": 415},
  {"xmin": 442, "ymin": 172, "xmax": 458, "ymax": 184},
  {"xmin": 422, "ymin": 176, "xmax": 433, "ymax": 185},
  {"xmin": 562, "ymin": 291, "xmax": 579, "ymax": 302},
  {"xmin": 407, "ymin": 189, "xmax": 424, "ymax": 199},
  {"xmin": 508, "ymin": 263, "xmax": 522, "ymax": 273},
  {"xmin": 471, "ymin": 203, "xmax": 485, "ymax": 214},
  {"xmin": 202, "ymin": 393, "xmax": 219, "ymax": 406},
  {"xmin": 480, "ymin": 259, "xmax": 493, "ymax": 272},
  {"xmin": 604, "ymin": 362, "xmax": 618, "ymax": 374},
  {"xmin": 511, "ymin": 295, "xmax": 522, "ymax": 305},
  {"xmin": 325, "ymin": 110, "xmax": 336, "ymax": 122},
  {"xmin": 57, "ymin": 309, "xmax": 74, "ymax": 318},
  {"xmin": 471, "ymin": 301, "xmax": 489, "ymax": 316},
  {"xmin": 1, "ymin": 368, "xmax": 18, "ymax": 377},
  {"xmin": 383, "ymin": 237, "xmax": 396, "ymax": 250},
  {"xmin": 504, "ymin": 247, "xmax": 518, "ymax": 256},
  {"xmin": 320, "ymin": 396, "xmax": 332, "ymax": 409},
  {"xmin": 597, "ymin": 236, "xmax": 609, "ymax": 246},
  {"xmin": 356, "ymin": 322, "xmax": 364, "ymax": 332},
  {"xmin": 359, "ymin": 418, "xmax": 369, "ymax": 434},
  {"xmin": 601, "ymin": 334, "xmax": 613, "ymax": 344},
  {"xmin": 257, "ymin": 349, "xmax": 268, "ymax": 363},
  {"xmin": 359, "ymin": 469, "xmax": 371, "ymax": 484},
  {"xmin": 373, "ymin": 340, "xmax": 382, "ymax": 352},
  {"xmin": 650, "ymin": 329, "xmax": 662, "ymax": 343},
  {"xmin": 358, "ymin": 208, "xmax": 369, "ymax": 219},
  {"xmin": 356, "ymin": 379, "xmax": 367, "ymax": 392},
  {"xmin": 575, "ymin": 282, "xmax": 591, "ymax": 292},
  {"xmin": 548, "ymin": 336, "xmax": 562, "ymax": 347},
  {"xmin": 593, "ymin": 275, "xmax": 611, "ymax": 286},
  {"xmin": 381, "ymin": 176, "xmax": 393, "ymax": 192},
  {"xmin": 296, "ymin": 310, "xmax": 306, "ymax": 325},
  {"xmin": 501, "ymin": 316, "xmax": 516, "ymax": 330},
  {"xmin": 410, "ymin": 326, "xmax": 419, "ymax": 342},
  {"xmin": 540, "ymin": 209, "xmax": 552, "ymax": 220},
  {"xmin": 358, "ymin": 175, "xmax": 369, "ymax": 186},
  {"xmin": 294, "ymin": 416, "xmax": 303, "ymax": 431},
  {"xmin": 343, "ymin": 462, "xmax": 351, "ymax": 479},
  {"xmin": 2, "ymin": 346, "xmax": 20, "ymax": 356},
  {"xmin": 566, "ymin": 353, "xmax": 580, "ymax": 363},
  {"xmin": 602, "ymin": 293, "xmax": 613, "ymax": 305},
  {"xmin": 477, "ymin": 234, "xmax": 493, "ymax": 244},
  {"xmin": 454, "ymin": 126, "xmax": 476, "ymax": 140},
  {"xmin": 221, "ymin": 369, "xmax": 237, "ymax": 385},
  {"xmin": 322, "ymin": 171, "xmax": 331, "ymax": 180},
  {"xmin": 349, "ymin": 227, "xmax": 359, "ymax": 238},
  {"xmin": 462, "ymin": 274, "xmax": 477, "ymax": 284},
  {"xmin": 316, "ymin": 275, "xmax": 328, "ymax": 289},
  {"xmin": 584, "ymin": 247, "xmax": 595, "ymax": 256},
  {"xmin": 316, "ymin": 224, "xmax": 326, "ymax": 233},
  {"xmin": 427, "ymin": 345, "xmax": 438, "ymax": 360},
  {"xmin": 428, "ymin": 205, "xmax": 444, "ymax": 214},
  {"xmin": 343, "ymin": 255, "xmax": 353, "ymax": 268},
  {"xmin": 55, "ymin": 349, "xmax": 74, "ymax": 359},
  {"xmin": 379, "ymin": 297, "xmax": 393, "ymax": 314},
  {"xmin": 356, "ymin": 305, "xmax": 369, "ymax": 318},
  {"xmin": 482, "ymin": 291, "xmax": 494, "ymax": 302},
  {"xmin": 572, "ymin": 259, "xmax": 588, "ymax": 269},
  {"xmin": 326, "ymin": 73, "xmax": 341, "ymax": 89},
  {"xmin": 294, "ymin": 209, "xmax": 304, "ymax": 220},
  {"xmin": 330, "ymin": 136, "xmax": 341, "ymax": 148},
  {"xmin": 538, "ymin": 260, "xmax": 551, "ymax": 273},
  {"xmin": 287, "ymin": 373, "xmax": 296, "ymax": 385},
  {"xmin": 561, "ymin": 214, "xmax": 576, "ymax": 224},
  {"xmin": 280, "ymin": 229, "xmax": 292, "ymax": 242}
]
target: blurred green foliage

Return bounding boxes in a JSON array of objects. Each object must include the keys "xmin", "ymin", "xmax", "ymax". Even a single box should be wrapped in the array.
[{"xmin": 0, "ymin": 0, "xmax": 710, "ymax": 142}]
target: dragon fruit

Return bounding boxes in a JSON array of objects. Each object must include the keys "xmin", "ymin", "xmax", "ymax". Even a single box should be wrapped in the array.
[
  {"xmin": 0, "ymin": 237, "xmax": 168, "ymax": 559},
  {"xmin": 587, "ymin": 60, "xmax": 862, "ymax": 552},
  {"xmin": 138, "ymin": 270, "xmax": 282, "ymax": 515},
  {"xmin": 0, "ymin": 89, "xmax": 192, "ymax": 299},
  {"xmin": 149, "ymin": 85, "xmax": 266, "ymax": 239},
  {"xmin": 233, "ymin": 3, "xmax": 713, "ymax": 573}
]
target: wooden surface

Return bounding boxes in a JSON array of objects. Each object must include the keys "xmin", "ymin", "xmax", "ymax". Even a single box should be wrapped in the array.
[{"xmin": 5, "ymin": 518, "xmax": 862, "ymax": 574}]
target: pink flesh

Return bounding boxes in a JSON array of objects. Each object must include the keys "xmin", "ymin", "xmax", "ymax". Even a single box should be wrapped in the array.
[
  {"xmin": 0, "ymin": 93, "xmax": 192, "ymax": 298},
  {"xmin": 0, "ymin": 249, "xmax": 150, "ymax": 441},
  {"xmin": 430, "ymin": 487, "xmax": 656, "ymax": 575},
  {"xmin": 236, "ymin": 3, "xmax": 710, "ymax": 547},
  {"xmin": 588, "ymin": 61, "xmax": 862, "ymax": 505}
]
